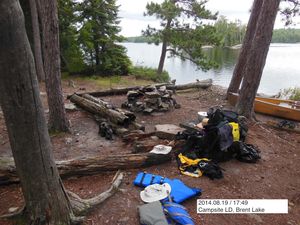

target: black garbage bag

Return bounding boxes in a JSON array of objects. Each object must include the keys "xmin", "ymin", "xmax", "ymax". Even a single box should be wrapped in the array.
[{"xmin": 235, "ymin": 142, "xmax": 261, "ymax": 163}]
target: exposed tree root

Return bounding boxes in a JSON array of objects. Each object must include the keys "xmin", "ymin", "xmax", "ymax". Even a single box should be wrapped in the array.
[
  {"xmin": 68, "ymin": 170, "xmax": 124, "ymax": 216},
  {"xmin": 0, "ymin": 171, "xmax": 124, "ymax": 224}
]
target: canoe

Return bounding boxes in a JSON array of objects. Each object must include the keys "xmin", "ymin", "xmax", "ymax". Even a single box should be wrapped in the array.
[{"xmin": 228, "ymin": 92, "xmax": 300, "ymax": 121}]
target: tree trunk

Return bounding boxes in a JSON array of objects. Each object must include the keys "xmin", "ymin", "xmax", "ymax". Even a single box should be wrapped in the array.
[
  {"xmin": 94, "ymin": 42, "xmax": 100, "ymax": 66},
  {"xmin": 0, "ymin": 0, "xmax": 73, "ymax": 223},
  {"xmin": 19, "ymin": 0, "xmax": 33, "ymax": 50},
  {"xmin": 157, "ymin": 19, "xmax": 172, "ymax": 76},
  {"xmin": 157, "ymin": 40, "xmax": 168, "ymax": 76},
  {"xmin": 236, "ymin": 0, "xmax": 280, "ymax": 118},
  {"xmin": 37, "ymin": 0, "xmax": 70, "ymax": 132},
  {"xmin": 0, "ymin": 152, "xmax": 172, "ymax": 185},
  {"xmin": 29, "ymin": 0, "xmax": 45, "ymax": 82},
  {"xmin": 226, "ymin": 0, "xmax": 263, "ymax": 97}
]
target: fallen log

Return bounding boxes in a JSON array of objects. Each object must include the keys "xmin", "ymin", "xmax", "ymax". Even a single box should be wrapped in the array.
[
  {"xmin": 69, "ymin": 94, "xmax": 130, "ymax": 126},
  {"xmin": 82, "ymin": 94, "xmax": 136, "ymax": 121},
  {"xmin": 72, "ymin": 80, "xmax": 212, "ymax": 97},
  {"xmin": 122, "ymin": 131, "xmax": 156, "ymax": 143},
  {"xmin": 73, "ymin": 86, "xmax": 142, "ymax": 98},
  {"xmin": 0, "ymin": 153, "xmax": 172, "ymax": 185},
  {"xmin": 165, "ymin": 79, "xmax": 213, "ymax": 91}
]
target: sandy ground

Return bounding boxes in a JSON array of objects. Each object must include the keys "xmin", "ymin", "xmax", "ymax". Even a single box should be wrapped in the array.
[{"xmin": 0, "ymin": 79, "xmax": 299, "ymax": 225}]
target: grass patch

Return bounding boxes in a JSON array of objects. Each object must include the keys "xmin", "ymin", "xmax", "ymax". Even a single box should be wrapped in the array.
[
  {"xmin": 61, "ymin": 67, "xmax": 170, "ymax": 89},
  {"xmin": 130, "ymin": 66, "xmax": 170, "ymax": 82},
  {"xmin": 278, "ymin": 87, "xmax": 300, "ymax": 101},
  {"xmin": 79, "ymin": 75, "xmax": 124, "ymax": 89},
  {"xmin": 61, "ymin": 72, "xmax": 154, "ymax": 89}
]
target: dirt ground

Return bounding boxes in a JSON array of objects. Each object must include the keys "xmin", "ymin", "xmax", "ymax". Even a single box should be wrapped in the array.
[{"xmin": 0, "ymin": 78, "xmax": 300, "ymax": 225}]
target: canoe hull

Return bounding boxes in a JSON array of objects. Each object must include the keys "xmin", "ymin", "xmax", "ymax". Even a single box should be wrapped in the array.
[{"xmin": 228, "ymin": 93, "xmax": 300, "ymax": 121}]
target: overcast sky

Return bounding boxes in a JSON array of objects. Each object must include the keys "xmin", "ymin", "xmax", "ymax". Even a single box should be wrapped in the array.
[{"xmin": 117, "ymin": 0, "xmax": 297, "ymax": 37}]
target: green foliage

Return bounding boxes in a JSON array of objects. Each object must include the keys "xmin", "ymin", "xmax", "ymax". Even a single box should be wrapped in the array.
[
  {"xmin": 278, "ymin": 87, "xmax": 300, "ymax": 100},
  {"xmin": 143, "ymin": 0, "xmax": 220, "ymax": 72},
  {"xmin": 58, "ymin": 0, "xmax": 131, "ymax": 76},
  {"xmin": 272, "ymin": 29, "xmax": 300, "ymax": 43},
  {"xmin": 214, "ymin": 16, "xmax": 246, "ymax": 47},
  {"xmin": 130, "ymin": 66, "xmax": 170, "ymax": 82},
  {"xmin": 58, "ymin": 0, "xmax": 85, "ymax": 73},
  {"xmin": 95, "ymin": 43, "xmax": 132, "ymax": 75},
  {"xmin": 77, "ymin": 0, "xmax": 131, "ymax": 75}
]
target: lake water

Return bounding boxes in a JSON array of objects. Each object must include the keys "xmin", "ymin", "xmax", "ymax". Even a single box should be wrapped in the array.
[{"xmin": 122, "ymin": 42, "xmax": 300, "ymax": 95}]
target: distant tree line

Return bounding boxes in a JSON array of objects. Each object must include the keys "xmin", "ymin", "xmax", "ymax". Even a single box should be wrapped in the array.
[
  {"xmin": 125, "ymin": 36, "xmax": 154, "ymax": 43},
  {"xmin": 214, "ymin": 16, "xmax": 247, "ymax": 47},
  {"xmin": 272, "ymin": 28, "xmax": 300, "ymax": 43},
  {"xmin": 125, "ymin": 19, "xmax": 300, "ymax": 46}
]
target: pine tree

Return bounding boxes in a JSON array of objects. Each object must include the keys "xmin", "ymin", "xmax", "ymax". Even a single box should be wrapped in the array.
[
  {"xmin": 143, "ymin": 0, "xmax": 220, "ymax": 75},
  {"xmin": 78, "ymin": 0, "xmax": 131, "ymax": 75},
  {"xmin": 58, "ymin": 0, "xmax": 85, "ymax": 73}
]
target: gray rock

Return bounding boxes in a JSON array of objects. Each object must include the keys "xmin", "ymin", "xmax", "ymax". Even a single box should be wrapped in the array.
[
  {"xmin": 65, "ymin": 103, "xmax": 77, "ymax": 111},
  {"xmin": 144, "ymin": 98, "xmax": 158, "ymax": 104},
  {"xmin": 144, "ymin": 91, "xmax": 161, "ymax": 98},
  {"xmin": 135, "ymin": 101, "xmax": 144, "ymax": 106},
  {"xmin": 127, "ymin": 90, "xmax": 140, "ymax": 98},
  {"xmin": 155, "ymin": 124, "xmax": 185, "ymax": 140},
  {"xmin": 162, "ymin": 93, "xmax": 171, "ymax": 99},
  {"xmin": 157, "ymin": 98, "xmax": 162, "ymax": 106},
  {"xmin": 160, "ymin": 102, "xmax": 170, "ymax": 109},
  {"xmin": 159, "ymin": 85, "xmax": 167, "ymax": 92},
  {"xmin": 143, "ymin": 85, "xmax": 156, "ymax": 92},
  {"xmin": 143, "ymin": 108, "xmax": 154, "ymax": 114}
]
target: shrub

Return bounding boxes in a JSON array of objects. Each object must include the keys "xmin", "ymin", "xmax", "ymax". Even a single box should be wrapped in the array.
[
  {"xmin": 130, "ymin": 66, "xmax": 170, "ymax": 82},
  {"xmin": 96, "ymin": 44, "xmax": 132, "ymax": 76},
  {"xmin": 278, "ymin": 87, "xmax": 300, "ymax": 101}
]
